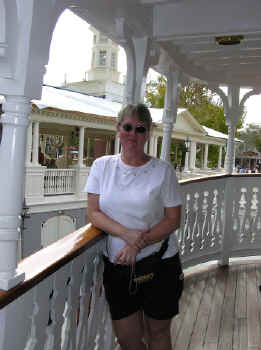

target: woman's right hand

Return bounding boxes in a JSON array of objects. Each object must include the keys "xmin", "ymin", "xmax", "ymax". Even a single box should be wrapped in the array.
[{"xmin": 114, "ymin": 245, "xmax": 139, "ymax": 265}]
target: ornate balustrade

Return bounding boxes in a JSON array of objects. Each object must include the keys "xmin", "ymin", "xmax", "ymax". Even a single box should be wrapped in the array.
[
  {"xmin": 178, "ymin": 174, "xmax": 261, "ymax": 268},
  {"xmin": 1, "ymin": 174, "xmax": 261, "ymax": 350},
  {"xmin": 0, "ymin": 225, "xmax": 117, "ymax": 350},
  {"xmin": 44, "ymin": 169, "xmax": 76, "ymax": 195}
]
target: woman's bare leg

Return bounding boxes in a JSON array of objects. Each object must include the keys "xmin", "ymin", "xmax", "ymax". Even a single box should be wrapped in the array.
[
  {"xmin": 144, "ymin": 316, "xmax": 172, "ymax": 350},
  {"xmin": 113, "ymin": 311, "xmax": 147, "ymax": 350}
]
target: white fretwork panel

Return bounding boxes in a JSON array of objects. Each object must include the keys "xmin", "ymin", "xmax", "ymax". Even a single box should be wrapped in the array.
[
  {"xmin": 178, "ymin": 178, "xmax": 226, "ymax": 267},
  {"xmin": 231, "ymin": 177, "xmax": 261, "ymax": 256},
  {"xmin": 1, "ymin": 239, "xmax": 118, "ymax": 350}
]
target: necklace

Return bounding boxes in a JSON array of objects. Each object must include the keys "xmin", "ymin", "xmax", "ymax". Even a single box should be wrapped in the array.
[
  {"xmin": 121, "ymin": 153, "xmax": 151, "ymax": 167},
  {"xmin": 116, "ymin": 156, "xmax": 155, "ymax": 190}
]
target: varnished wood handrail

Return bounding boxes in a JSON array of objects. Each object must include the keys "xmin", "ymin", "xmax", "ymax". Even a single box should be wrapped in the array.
[
  {"xmin": 179, "ymin": 172, "xmax": 261, "ymax": 185},
  {"xmin": 179, "ymin": 173, "xmax": 230, "ymax": 185},
  {"xmin": 0, "ymin": 224, "xmax": 104, "ymax": 309}
]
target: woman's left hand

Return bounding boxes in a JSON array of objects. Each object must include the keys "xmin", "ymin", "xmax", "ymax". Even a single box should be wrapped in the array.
[{"xmin": 114, "ymin": 245, "xmax": 139, "ymax": 265}]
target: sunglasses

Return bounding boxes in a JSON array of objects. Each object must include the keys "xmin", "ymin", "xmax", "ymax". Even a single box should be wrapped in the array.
[{"xmin": 121, "ymin": 123, "xmax": 147, "ymax": 134}]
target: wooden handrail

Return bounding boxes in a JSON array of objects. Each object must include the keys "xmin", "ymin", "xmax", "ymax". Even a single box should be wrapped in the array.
[
  {"xmin": 179, "ymin": 173, "xmax": 230, "ymax": 185},
  {"xmin": 179, "ymin": 173, "xmax": 261, "ymax": 185},
  {"xmin": 0, "ymin": 224, "xmax": 104, "ymax": 309}
]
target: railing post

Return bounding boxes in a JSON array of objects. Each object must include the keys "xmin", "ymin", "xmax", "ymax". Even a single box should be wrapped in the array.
[
  {"xmin": 219, "ymin": 176, "xmax": 234, "ymax": 266},
  {"xmin": 74, "ymin": 167, "xmax": 89, "ymax": 199},
  {"xmin": 0, "ymin": 96, "xmax": 31, "ymax": 290},
  {"xmin": 25, "ymin": 166, "xmax": 46, "ymax": 202}
]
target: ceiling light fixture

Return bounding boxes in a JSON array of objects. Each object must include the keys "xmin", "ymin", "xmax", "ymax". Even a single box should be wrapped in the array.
[{"xmin": 215, "ymin": 35, "xmax": 244, "ymax": 46}]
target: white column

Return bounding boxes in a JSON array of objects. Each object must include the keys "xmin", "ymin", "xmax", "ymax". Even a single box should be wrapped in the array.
[
  {"xmin": 0, "ymin": 96, "xmax": 31, "ymax": 290},
  {"xmin": 86, "ymin": 137, "xmax": 91, "ymax": 165},
  {"xmin": 64, "ymin": 135, "xmax": 69, "ymax": 167},
  {"xmin": 25, "ymin": 121, "xmax": 33, "ymax": 166},
  {"xmin": 114, "ymin": 134, "xmax": 120, "ymax": 154},
  {"xmin": 184, "ymin": 151, "xmax": 189, "ymax": 172},
  {"xmin": 105, "ymin": 137, "xmax": 111, "ymax": 155},
  {"xmin": 144, "ymin": 140, "xmax": 149, "ymax": 153},
  {"xmin": 200, "ymin": 145, "xmax": 204, "ymax": 169},
  {"xmin": 149, "ymin": 135, "xmax": 158, "ymax": 157},
  {"xmin": 189, "ymin": 141, "xmax": 197, "ymax": 170},
  {"xmin": 153, "ymin": 136, "xmax": 158, "ymax": 157},
  {"xmin": 160, "ymin": 70, "xmax": 180, "ymax": 162},
  {"xmin": 218, "ymin": 145, "xmax": 223, "ymax": 169},
  {"xmin": 148, "ymin": 136, "xmax": 154, "ymax": 156},
  {"xmin": 77, "ymin": 126, "xmax": 85, "ymax": 167},
  {"xmin": 32, "ymin": 121, "xmax": 39, "ymax": 165},
  {"xmin": 225, "ymin": 124, "xmax": 236, "ymax": 173},
  {"xmin": 204, "ymin": 144, "xmax": 209, "ymax": 169},
  {"xmin": 233, "ymin": 143, "xmax": 237, "ymax": 172}
]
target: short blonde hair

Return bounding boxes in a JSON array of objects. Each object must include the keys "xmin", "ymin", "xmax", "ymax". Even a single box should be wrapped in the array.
[{"xmin": 117, "ymin": 103, "xmax": 152, "ymax": 131}]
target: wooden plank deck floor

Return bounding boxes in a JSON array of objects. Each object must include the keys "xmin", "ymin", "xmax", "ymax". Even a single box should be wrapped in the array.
[{"xmin": 171, "ymin": 262, "xmax": 261, "ymax": 350}]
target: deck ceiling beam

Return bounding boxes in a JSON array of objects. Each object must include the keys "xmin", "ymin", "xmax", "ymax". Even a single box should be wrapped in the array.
[{"xmin": 153, "ymin": 0, "xmax": 261, "ymax": 39}]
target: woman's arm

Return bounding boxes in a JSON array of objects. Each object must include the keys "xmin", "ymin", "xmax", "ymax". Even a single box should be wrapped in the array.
[
  {"xmin": 114, "ymin": 205, "xmax": 181, "ymax": 265},
  {"xmin": 137, "ymin": 205, "xmax": 181, "ymax": 249},
  {"xmin": 88, "ymin": 193, "xmax": 147, "ymax": 247}
]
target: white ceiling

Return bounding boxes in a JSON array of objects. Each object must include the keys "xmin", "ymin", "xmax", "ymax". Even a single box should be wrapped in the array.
[{"xmin": 71, "ymin": 0, "xmax": 261, "ymax": 89}]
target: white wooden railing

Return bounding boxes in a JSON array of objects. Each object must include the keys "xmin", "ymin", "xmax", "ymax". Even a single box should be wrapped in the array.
[
  {"xmin": 44, "ymin": 169, "xmax": 76, "ymax": 195},
  {"xmin": 0, "ymin": 226, "xmax": 118, "ymax": 350},
  {"xmin": 178, "ymin": 174, "xmax": 261, "ymax": 267},
  {"xmin": 1, "ymin": 174, "xmax": 261, "ymax": 350}
]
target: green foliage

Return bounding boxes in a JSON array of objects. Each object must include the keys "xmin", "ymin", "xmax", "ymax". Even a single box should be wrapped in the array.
[
  {"xmin": 238, "ymin": 123, "xmax": 261, "ymax": 153},
  {"xmin": 145, "ymin": 76, "xmax": 166, "ymax": 108},
  {"xmin": 146, "ymin": 77, "xmax": 245, "ymax": 167},
  {"xmin": 146, "ymin": 77, "xmax": 245, "ymax": 132}
]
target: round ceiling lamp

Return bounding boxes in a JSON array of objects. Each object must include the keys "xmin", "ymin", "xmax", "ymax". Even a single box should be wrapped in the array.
[{"xmin": 215, "ymin": 35, "xmax": 244, "ymax": 45}]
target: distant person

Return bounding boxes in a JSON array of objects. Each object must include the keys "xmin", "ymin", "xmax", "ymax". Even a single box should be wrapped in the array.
[
  {"xmin": 47, "ymin": 159, "xmax": 57, "ymax": 169},
  {"xmin": 38, "ymin": 147, "xmax": 44, "ymax": 165}
]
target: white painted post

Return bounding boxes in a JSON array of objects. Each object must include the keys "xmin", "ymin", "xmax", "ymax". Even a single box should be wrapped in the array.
[
  {"xmin": 114, "ymin": 134, "xmax": 120, "ymax": 154},
  {"xmin": 220, "ymin": 177, "xmax": 234, "ymax": 266},
  {"xmin": 0, "ymin": 96, "xmax": 32, "ymax": 290},
  {"xmin": 64, "ymin": 135, "xmax": 69, "ymax": 167},
  {"xmin": 218, "ymin": 145, "xmax": 223, "ymax": 169},
  {"xmin": 78, "ymin": 126, "xmax": 85, "ymax": 167},
  {"xmin": 105, "ymin": 137, "xmax": 111, "ymax": 155},
  {"xmin": 153, "ymin": 136, "xmax": 158, "ymax": 157},
  {"xmin": 144, "ymin": 140, "xmax": 149, "ymax": 153},
  {"xmin": 225, "ymin": 124, "xmax": 235, "ymax": 173},
  {"xmin": 161, "ymin": 69, "xmax": 180, "ymax": 162},
  {"xmin": 132, "ymin": 37, "xmax": 149, "ymax": 103},
  {"xmin": 204, "ymin": 144, "xmax": 209, "ymax": 169},
  {"xmin": 184, "ymin": 147, "xmax": 189, "ymax": 172},
  {"xmin": 86, "ymin": 137, "xmax": 91, "ymax": 165},
  {"xmin": 25, "ymin": 121, "xmax": 33, "ymax": 166},
  {"xmin": 189, "ymin": 141, "xmax": 197, "ymax": 170},
  {"xmin": 148, "ymin": 136, "xmax": 154, "ymax": 156},
  {"xmin": 32, "ymin": 121, "xmax": 39, "ymax": 166},
  {"xmin": 149, "ymin": 135, "xmax": 158, "ymax": 157}
]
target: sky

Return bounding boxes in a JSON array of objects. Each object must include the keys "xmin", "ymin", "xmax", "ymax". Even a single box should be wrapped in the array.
[{"xmin": 44, "ymin": 9, "xmax": 261, "ymax": 127}]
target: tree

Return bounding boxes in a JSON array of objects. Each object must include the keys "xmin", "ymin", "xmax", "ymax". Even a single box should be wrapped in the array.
[
  {"xmin": 145, "ymin": 76, "xmax": 166, "ymax": 108},
  {"xmin": 145, "ymin": 77, "xmax": 245, "ymax": 167},
  {"xmin": 146, "ymin": 77, "xmax": 244, "ymax": 132},
  {"xmin": 238, "ymin": 123, "xmax": 261, "ymax": 153}
]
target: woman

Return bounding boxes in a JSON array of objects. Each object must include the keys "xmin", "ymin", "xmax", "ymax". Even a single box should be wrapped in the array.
[{"xmin": 86, "ymin": 103, "xmax": 183, "ymax": 350}]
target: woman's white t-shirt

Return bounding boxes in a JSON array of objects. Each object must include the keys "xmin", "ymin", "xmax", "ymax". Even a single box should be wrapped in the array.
[{"xmin": 85, "ymin": 154, "xmax": 182, "ymax": 262}]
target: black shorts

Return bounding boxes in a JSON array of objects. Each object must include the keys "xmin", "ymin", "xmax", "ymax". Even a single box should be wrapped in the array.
[{"xmin": 103, "ymin": 253, "xmax": 184, "ymax": 320}]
